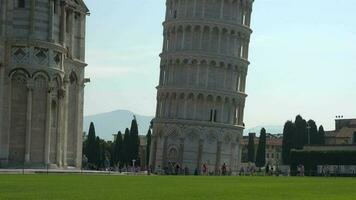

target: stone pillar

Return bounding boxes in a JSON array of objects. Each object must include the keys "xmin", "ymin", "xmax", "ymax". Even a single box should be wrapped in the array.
[
  {"xmin": 56, "ymin": 92, "xmax": 63, "ymax": 167},
  {"xmin": 181, "ymin": 28, "xmax": 186, "ymax": 49},
  {"xmin": 76, "ymin": 83, "xmax": 84, "ymax": 168},
  {"xmin": 217, "ymin": 29, "xmax": 222, "ymax": 54},
  {"xmin": 230, "ymin": 142, "xmax": 237, "ymax": 171},
  {"xmin": 245, "ymin": 40, "xmax": 250, "ymax": 59},
  {"xmin": 0, "ymin": 60, "xmax": 4, "ymax": 159},
  {"xmin": 193, "ymin": 98, "xmax": 197, "ymax": 119},
  {"xmin": 246, "ymin": 9, "xmax": 252, "ymax": 27},
  {"xmin": 162, "ymin": 31, "xmax": 167, "ymax": 52},
  {"xmin": 215, "ymin": 141, "xmax": 222, "ymax": 174},
  {"xmin": 80, "ymin": 14, "xmax": 86, "ymax": 61},
  {"xmin": 60, "ymin": 2, "xmax": 67, "ymax": 45},
  {"xmin": 241, "ymin": 71, "xmax": 247, "ymax": 92},
  {"xmin": 183, "ymin": 0, "xmax": 188, "ymax": 17},
  {"xmin": 162, "ymin": 136, "xmax": 168, "ymax": 167},
  {"xmin": 70, "ymin": 10, "xmax": 75, "ymax": 58},
  {"xmin": 193, "ymin": 0, "xmax": 197, "ymax": 17},
  {"xmin": 48, "ymin": 0, "xmax": 54, "ymax": 42},
  {"xmin": 44, "ymin": 84, "xmax": 53, "ymax": 164},
  {"xmin": 183, "ymin": 97, "xmax": 187, "ymax": 118},
  {"xmin": 199, "ymin": 28, "xmax": 204, "ymax": 50},
  {"xmin": 238, "ymin": 105, "xmax": 244, "ymax": 126},
  {"xmin": 220, "ymin": 102, "xmax": 224, "ymax": 122},
  {"xmin": 202, "ymin": 0, "xmax": 206, "ymax": 18},
  {"xmin": 29, "ymin": 0, "xmax": 35, "ymax": 38},
  {"xmin": 205, "ymin": 65, "xmax": 209, "ymax": 88},
  {"xmin": 208, "ymin": 29, "xmax": 212, "ymax": 52},
  {"xmin": 179, "ymin": 138, "xmax": 185, "ymax": 166},
  {"xmin": 25, "ymin": 82, "xmax": 34, "ymax": 163},
  {"xmin": 197, "ymin": 139, "xmax": 203, "ymax": 172},
  {"xmin": 149, "ymin": 136, "xmax": 158, "ymax": 169},
  {"xmin": 177, "ymin": 0, "xmax": 181, "ymax": 18},
  {"xmin": 0, "ymin": 0, "xmax": 6, "ymax": 37},
  {"xmin": 62, "ymin": 78, "xmax": 69, "ymax": 167},
  {"xmin": 220, "ymin": 0, "xmax": 224, "ymax": 19},
  {"xmin": 155, "ymin": 99, "xmax": 160, "ymax": 118}
]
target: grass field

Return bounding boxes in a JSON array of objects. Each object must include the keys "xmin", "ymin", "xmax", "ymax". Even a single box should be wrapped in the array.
[{"xmin": 0, "ymin": 175, "xmax": 356, "ymax": 200}]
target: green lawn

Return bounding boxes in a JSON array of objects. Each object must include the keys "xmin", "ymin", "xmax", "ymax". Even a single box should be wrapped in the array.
[{"xmin": 0, "ymin": 175, "xmax": 355, "ymax": 200}]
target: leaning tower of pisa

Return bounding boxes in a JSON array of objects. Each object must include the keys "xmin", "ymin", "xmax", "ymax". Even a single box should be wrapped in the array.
[
  {"xmin": 0, "ymin": 0, "xmax": 89, "ymax": 168},
  {"xmin": 150, "ymin": 0, "xmax": 254, "ymax": 174}
]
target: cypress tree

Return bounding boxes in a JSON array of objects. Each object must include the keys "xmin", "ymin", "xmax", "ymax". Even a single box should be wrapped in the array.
[
  {"xmin": 282, "ymin": 120, "xmax": 294, "ymax": 164},
  {"xmin": 307, "ymin": 120, "xmax": 318, "ymax": 145},
  {"xmin": 123, "ymin": 128, "xmax": 130, "ymax": 166},
  {"xmin": 146, "ymin": 128, "xmax": 152, "ymax": 166},
  {"xmin": 247, "ymin": 133, "xmax": 255, "ymax": 163},
  {"xmin": 130, "ymin": 116, "xmax": 140, "ymax": 165},
  {"xmin": 87, "ymin": 122, "xmax": 97, "ymax": 165},
  {"xmin": 95, "ymin": 136, "xmax": 101, "ymax": 168},
  {"xmin": 294, "ymin": 115, "xmax": 307, "ymax": 149},
  {"xmin": 256, "ymin": 128, "xmax": 267, "ymax": 167},
  {"xmin": 318, "ymin": 125, "xmax": 326, "ymax": 145},
  {"xmin": 113, "ymin": 131, "xmax": 123, "ymax": 167}
]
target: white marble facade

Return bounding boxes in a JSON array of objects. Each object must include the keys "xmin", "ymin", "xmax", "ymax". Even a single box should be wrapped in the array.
[
  {"xmin": 0, "ymin": 0, "xmax": 89, "ymax": 168},
  {"xmin": 150, "ymin": 0, "xmax": 254, "ymax": 174}
]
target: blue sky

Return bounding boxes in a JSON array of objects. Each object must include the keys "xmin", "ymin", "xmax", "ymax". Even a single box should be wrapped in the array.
[{"xmin": 83, "ymin": 0, "xmax": 356, "ymax": 131}]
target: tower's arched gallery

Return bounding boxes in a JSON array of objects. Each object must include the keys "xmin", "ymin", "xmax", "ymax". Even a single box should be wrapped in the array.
[
  {"xmin": 150, "ymin": 0, "xmax": 254, "ymax": 173},
  {"xmin": 0, "ymin": 0, "xmax": 89, "ymax": 168}
]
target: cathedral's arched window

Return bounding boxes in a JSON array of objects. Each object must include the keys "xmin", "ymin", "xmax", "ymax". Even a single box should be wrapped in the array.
[{"xmin": 18, "ymin": 0, "xmax": 25, "ymax": 8}]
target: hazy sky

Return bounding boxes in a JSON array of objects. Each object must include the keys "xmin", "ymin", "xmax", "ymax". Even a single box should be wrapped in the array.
[{"xmin": 83, "ymin": 0, "xmax": 356, "ymax": 131}]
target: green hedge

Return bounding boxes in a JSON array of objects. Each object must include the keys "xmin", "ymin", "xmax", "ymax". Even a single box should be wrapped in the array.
[{"xmin": 290, "ymin": 150, "xmax": 356, "ymax": 176}]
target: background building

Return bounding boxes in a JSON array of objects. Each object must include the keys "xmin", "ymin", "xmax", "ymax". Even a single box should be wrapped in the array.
[
  {"xmin": 0, "ymin": 0, "xmax": 89, "ymax": 168},
  {"xmin": 241, "ymin": 133, "xmax": 282, "ymax": 167},
  {"xmin": 325, "ymin": 119, "xmax": 356, "ymax": 145},
  {"xmin": 150, "ymin": 0, "xmax": 254, "ymax": 174}
]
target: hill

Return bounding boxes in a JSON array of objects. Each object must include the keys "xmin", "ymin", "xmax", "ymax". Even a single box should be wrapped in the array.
[
  {"xmin": 83, "ymin": 110, "xmax": 153, "ymax": 141},
  {"xmin": 244, "ymin": 125, "xmax": 284, "ymax": 136}
]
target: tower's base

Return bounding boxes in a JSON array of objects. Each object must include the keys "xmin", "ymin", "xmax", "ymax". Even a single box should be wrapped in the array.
[{"xmin": 150, "ymin": 119, "xmax": 243, "ymax": 175}]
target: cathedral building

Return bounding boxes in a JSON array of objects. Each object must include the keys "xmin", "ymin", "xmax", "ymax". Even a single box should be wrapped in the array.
[
  {"xmin": 0, "ymin": 0, "xmax": 89, "ymax": 168},
  {"xmin": 150, "ymin": 0, "xmax": 254, "ymax": 174}
]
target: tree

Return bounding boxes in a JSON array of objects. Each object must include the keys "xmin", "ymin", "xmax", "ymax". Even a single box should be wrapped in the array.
[
  {"xmin": 282, "ymin": 115, "xmax": 326, "ymax": 165},
  {"xmin": 146, "ymin": 128, "xmax": 152, "ymax": 166},
  {"xmin": 307, "ymin": 120, "xmax": 318, "ymax": 145},
  {"xmin": 86, "ymin": 122, "xmax": 97, "ymax": 165},
  {"xmin": 130, "ymin": 116, "xmax": 140, "ymax": 165},
  {"xmin": 294, "ymin": 115, "xmax": 307, "ymax": 149},
  {"xmin": 318, "ymin": 125, "xmax": 325, "ymax": 145},
  {"xmin": 282, "ymin": 120, "xmax": 294, "ymax": 165},
  {"xmin": 113, "ymin": 131, "xmax": 123, "ymax": 167},
  {"xmin": 256, "ymin": 128, "xmax": 267, "ymax": 167},
  {"xmin": 247, "ymin": 133, "xmax": 255, "ymax": 163},
  {"xmin": 95, "ymin": 136, "xmax": 101, "ymax": 167},
  {"xmin": 123, "ymin": 128, "xmax": 130, "ymax": 166}
]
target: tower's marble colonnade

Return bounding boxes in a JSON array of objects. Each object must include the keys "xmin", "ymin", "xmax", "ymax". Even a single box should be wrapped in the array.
[
  {"xmin": 150, "ymin": 0, "xmax": 254, "ymax": 173},
  {"xmin": 0, "ymin": 0, "xmax": 89, "ymax": 168}
]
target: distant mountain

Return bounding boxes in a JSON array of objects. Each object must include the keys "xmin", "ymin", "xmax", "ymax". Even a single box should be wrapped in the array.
[
  {"xmin": 83, "ymin": 110, "xmax": 154, "ymax": 141},
  {"xmin": 244, "ymin": 125, "xmax": 284, "ymax": 136}
]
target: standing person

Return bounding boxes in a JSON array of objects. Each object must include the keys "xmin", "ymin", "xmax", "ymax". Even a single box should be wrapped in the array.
[
  {"xmin": 222, "ymin": 163, "xmax": 227, "ymax": 176},
  {"xmin": 202, "ymin": 164, "xmax": 207, "ymax": 175},
  {"xmin": 175, "ymin": 163, "xmax": 181, "ymax": 175},
  {"xmin": 265, "ymin": 165, "xmax": 270, "ymax": 176}
]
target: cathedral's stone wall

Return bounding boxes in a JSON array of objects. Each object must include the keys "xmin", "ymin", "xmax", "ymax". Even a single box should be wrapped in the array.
[
  {"xmin": 151, "ymin": 0, "xmax": 253, "ymax": 174},
  {"xmin": 0, "ymin": 0, "xmax": 88, "ymax": 168}
]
